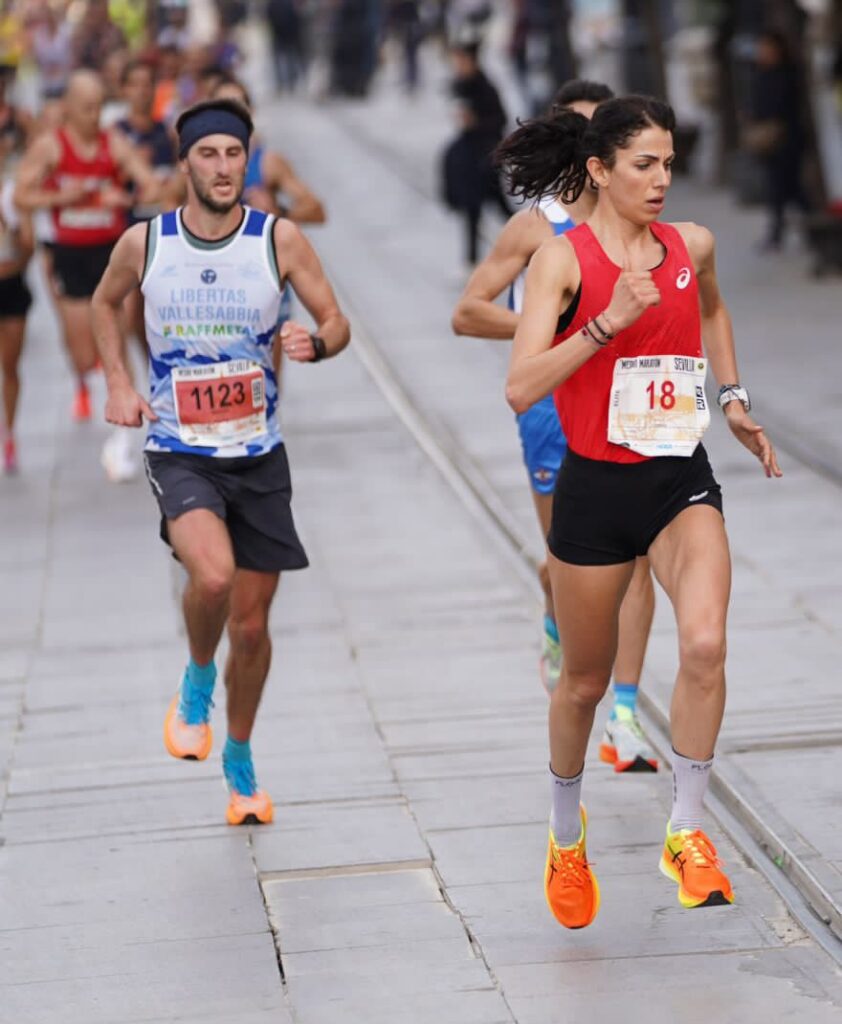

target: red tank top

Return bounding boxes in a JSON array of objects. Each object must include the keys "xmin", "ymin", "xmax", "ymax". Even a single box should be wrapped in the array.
[
  {"xmin": 553, "ymin": 221, "xmax": 702, "ymax": 464},
  {"xmin": 50, "ymin": 128, "xmax": 126, "ymax": 246}
]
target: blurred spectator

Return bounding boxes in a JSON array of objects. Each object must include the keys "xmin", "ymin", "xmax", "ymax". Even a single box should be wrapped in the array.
[
  {"xmin": 0, "ymin": 64, "xmax": 32, "ymax": 161},
  {"xmin": 195, "ymin": 63, "xmax": 229, "ymax": 102},
  {"xmin": 441, "ymin": 37, "xmax": 512, "ymax": 264},
  {"xmin": 0, "ymin": 0, "xmax": 24, "ymax": 70},
  {"xmin": 73, "ymin": 0, "xmax": 127, "ymax": 70},
  {"xmin": 266, "ymin": 0, "xmax": 307, "ymax": 91},
  {"xmin": 330, "ymin": 0, "xmax": 380, "ymax": 97},
  {"xmin": 156, "ymin": 0, "xmax": 190, "ymax": 51},
  {"xmin": 748, "ymin": 28, "xmax": 811, "ymax": 249},
  {"xmin": 389, "ymin": 0, "xmax": 423, "ymax": 93},
  {"xmin": 101, "ymin": 47, "xmax": 130, "ymax": 127},
  {"xmin": 151, "ymin": 44, "xmax": 181, "ymax": 123},
  {"xmin": 30, "ymin": 4, "xmax": 73, "ymax": 103}
]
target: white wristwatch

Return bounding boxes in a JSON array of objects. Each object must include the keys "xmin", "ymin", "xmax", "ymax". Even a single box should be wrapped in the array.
[{"xmin": 717, "ymin": 384, "xmax": 751, "ymax": 413}]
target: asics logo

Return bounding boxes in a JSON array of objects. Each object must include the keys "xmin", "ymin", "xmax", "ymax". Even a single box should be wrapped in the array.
[
  {"xmin": 688, "ymin": 491, "xmax": 709, "ymax": 503},
  {"xmin": 676, "ymin": 267, "xmax": 691, "ymax": 289}
]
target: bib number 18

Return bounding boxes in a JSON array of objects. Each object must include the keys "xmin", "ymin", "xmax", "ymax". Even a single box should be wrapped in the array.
[{"xmin": 646, "ymin": 379, "xmax": 676, "ymax": 410}]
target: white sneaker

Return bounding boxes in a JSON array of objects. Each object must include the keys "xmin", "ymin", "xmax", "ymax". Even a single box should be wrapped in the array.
[
  {"xmin": 101, "ymin": 428, "xmax": 139, "ymax": 483},
  {"xmin": 599, "ymin": 706, "xmax": 659, "ymax": 773}
]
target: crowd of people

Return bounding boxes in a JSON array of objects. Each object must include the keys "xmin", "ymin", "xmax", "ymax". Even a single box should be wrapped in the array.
[
  {"xmin": 0, "ymin": 0, "xmax": 327, "ymax": 479},
  {"xmin": 1, "ymin": 0, "xmax": 787, "ymax": 937}
]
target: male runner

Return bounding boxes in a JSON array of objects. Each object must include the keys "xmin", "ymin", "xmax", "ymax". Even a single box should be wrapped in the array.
[
  {"xmin": 452, "ymin": 80, "xmax": 657, "ymax": 773},
  {"xmin": 15, "ymin": 69, "xmax": 158, "ymax": 425},
  {"xmin": 91, "ymin": 98, "xmax": 350, "ymax": 824}
]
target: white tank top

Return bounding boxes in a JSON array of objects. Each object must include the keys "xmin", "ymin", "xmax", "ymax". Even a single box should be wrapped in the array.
[
  {"xmin": 509, "ymin": 196, "xmax": 573, "ymax": 314},
  {"xmin": 141, "ymin": 206, "xmax": 285, "ymax": 458}
]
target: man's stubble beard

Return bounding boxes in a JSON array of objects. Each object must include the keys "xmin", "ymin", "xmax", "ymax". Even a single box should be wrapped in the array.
[{"xmin": 190, "ymin": 169, "xmax": 245, "ymax": 214}]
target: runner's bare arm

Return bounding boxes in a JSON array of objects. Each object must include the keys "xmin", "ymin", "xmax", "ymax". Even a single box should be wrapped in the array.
[
  {"xmin": 14, "ymin": 133, "xmax": 85, "ymax": 209},
  {"xmin": 273, "ymin": 219, "xmax": 349, "ymax": 363},
  {"xmin": 507, "ymin": 238, "xmax": 598, "ymax": 411},
  {"xmin": 681, "ymin": 221, "xmax": 781, "ymax": 478},
  {"xmin": 452, "ymin": 210, "xmax": 549, "ymax": 339},
  {"xmin": 91, "ymin": 225, "xmax": 157, "ymax": 426},
  {"xmin": 264, "ymin": 151, "xmax": 326, "ymax": 224}
]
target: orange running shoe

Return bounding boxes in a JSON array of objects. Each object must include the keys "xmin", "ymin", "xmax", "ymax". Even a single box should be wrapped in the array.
[
  {"xmin": 163, "ymin": 678, "xmax": 214, "ymax": 761},
  {"xmin": 72, "ymin": 383, "xmax": 92, "ymax": 423},
  {"xmin": 544, "ymin": 805, "xmax": 600, "ymax": 929},
  {"xmin": 3, "ymin": 436, "xmax": 17, "ymax": 475},
  {"xmin": 226, "ymin": 787, "xmax": 274, "ymax": 826},
  {"xmin": 660, "ymin": 824, "xmax": 734, "ymax": 908}
]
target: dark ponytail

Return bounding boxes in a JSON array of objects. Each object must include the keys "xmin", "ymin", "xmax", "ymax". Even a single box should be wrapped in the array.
[{"xmin": 495, "ymin": 95, "xmax": 677, "ymax": 205}]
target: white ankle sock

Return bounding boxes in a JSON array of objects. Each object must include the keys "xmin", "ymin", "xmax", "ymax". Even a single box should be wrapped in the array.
[
  {"xmin": 549, "ymin": 764, "xmax": 583, "ymax": 846},
  {"xmin": 670, "ymin": 749, "xmax": 713, "ymax": 832}
]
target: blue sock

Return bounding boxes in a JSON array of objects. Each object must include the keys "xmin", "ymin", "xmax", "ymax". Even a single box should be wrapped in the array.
[
  {"xmin": 223, "ymin": 736, "xmax": 251, "ymax": 763},
  {"xmin": 186, "ymin": 658, "xmax": 216, "ymax": 693},
  {"xmin": 223, "ymin": 737, "xmax": 256, "ymax": 796},
  {"xmin": 611, "ymin": 682, "xmax": 638, "ymax": 718},
  {"xmin": 543, "ymin": 614, "xmax": 559, "ymax": 643}
]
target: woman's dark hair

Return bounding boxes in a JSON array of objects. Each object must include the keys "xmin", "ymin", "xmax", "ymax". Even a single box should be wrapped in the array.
[
  {"xmin": 495, "ymin": 95, "xmax": 676, "ymax": 204},
  {"xmin": 551, "ymin": 79, "xmax": 614, "ymax": 113}
]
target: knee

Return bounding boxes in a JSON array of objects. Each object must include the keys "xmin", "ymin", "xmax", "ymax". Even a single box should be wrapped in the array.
[
  {"xmin": 228, "ymin": 614, "xmax": 269, "ymax": 655},
  {"xmin": 192, "ymin": 566, "xmax": 234, "ymax": 606},
  {"xmin": 679, "ymin": 627, "xmax": 726, "ymax": 681},
  {"xmin": 559, "ymin": 668, "xmax": 611, "ymax": 711}
]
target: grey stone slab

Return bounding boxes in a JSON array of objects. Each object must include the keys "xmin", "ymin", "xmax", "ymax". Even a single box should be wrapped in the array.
[
  {"xmin": 0, "ymin": 833, "xmax": 263, "ymax": 942},
  {"xmin": 0, "ymin": 931, "xmax": 290, "ymax": 1024},
  {"xmin": 252, "ymin": 798, "xmax": 428, "ymax": 874},
  {"xmin": 496, "ymin": 948, "xmax": 842, "ymax": 1024},
  {"xmin": 284, "ymin": 986, "xmax": 511, "ymax": 1024},
  {"xmin": 282, "ymin": 938, "xmax": 478, "ymax": 978}
]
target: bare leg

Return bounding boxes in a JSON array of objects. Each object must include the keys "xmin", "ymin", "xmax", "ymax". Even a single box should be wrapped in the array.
[
  {"xmin": 531, "ymin": 489, "xmax": 554, "ymax": 616},
  {"xmin": 547, "ymin": 554, "xmax": 635, "ymax": 776},
  {"xmin": 167, "ymin": 509, "xmax": 236, "ymax": 665},
  {"xmin": 57, "ymin": 298, "xmax": 98, "ymax": 377},
  {"xmin": 224, "ymin": 569, "xmax": 280, "ymax": 742},
  {"xmin": 0, "ymin": 317, "xmax": 26, "ymax": 431},
  {"xmin": 648, "ymin": 506, "xmax": 731, "ymax": 760},
  {"xmin": 613, "ymin": 556, "xmax": 655, "ymax": 684}
]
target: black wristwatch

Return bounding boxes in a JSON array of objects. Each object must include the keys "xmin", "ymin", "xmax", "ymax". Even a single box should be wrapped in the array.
[{"xmin": 309, "ymin": 334, "xmax": 327, "ymax": 362}]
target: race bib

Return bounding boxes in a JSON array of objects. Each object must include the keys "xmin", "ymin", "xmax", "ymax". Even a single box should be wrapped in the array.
[
  {"xmin": 57, "ymin": 206, "xmax": 118, "ymax": 230},
  {"xmin": 172, "ymin": 360, "xmax": 266, "ymax": 448},
  {"xmin": 608, "ymin": 355, "xmax": 709, "ymax": 457}
]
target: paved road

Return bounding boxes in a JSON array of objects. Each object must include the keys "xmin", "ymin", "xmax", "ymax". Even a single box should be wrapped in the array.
[{"xmin": 2, "ymin": 46, "xmax": 842, "ymax": 1024}]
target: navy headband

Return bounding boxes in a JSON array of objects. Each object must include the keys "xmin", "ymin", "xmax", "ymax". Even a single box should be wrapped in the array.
[{"xmin": 178, "ymin": 108, "xmax": 251, "ymax": 159}]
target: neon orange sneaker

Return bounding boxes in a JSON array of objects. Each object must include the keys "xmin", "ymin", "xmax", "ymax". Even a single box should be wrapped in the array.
[
  {"xmin": 3, "ymin": 436, "xmax": 17, "ymax": 475},
  {"xmin": 163, "ymin": 682, "xmax": 213, "ymax": 762},
  {"xmin": 660, "ymin": 824, "xmax": 734, "ymax": 908},
  {"xmin": 72, "ymin": 383, "xmax": 92, "ymax": 423},
  {"xmin": 226, "ymin": 787, "xmax": 274, "ymax": 826},
  {"xmin": 544, "ymin": 805, "xmax": 600, "ymax": 929}
]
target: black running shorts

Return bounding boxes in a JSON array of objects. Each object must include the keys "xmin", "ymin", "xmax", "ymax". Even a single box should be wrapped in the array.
[
  {"xmin": 51, "ymin": 241, "xmax": 115, "ymax": 299},
  {"xmin": 547, "ymin": 444, "xmax": 723, "ymax": 566},
  {"xmin": 143, "ymin": 445, "xmax": 309, "ymax": 574},
  {"xmin": 0, "ymin": 273, "xmax": 32, "ymax": 318}
]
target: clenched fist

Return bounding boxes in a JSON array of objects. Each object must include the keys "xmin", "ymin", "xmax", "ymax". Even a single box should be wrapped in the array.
[{"xmin": 604, "ymin": 271, "xmax": 661, "ymax": 333}]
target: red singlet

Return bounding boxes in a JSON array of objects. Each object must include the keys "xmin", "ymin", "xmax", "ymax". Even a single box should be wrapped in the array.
[
  {"xmin": 50, "ymin": 128, "xmax": 126, "ymax": 247},
  {"xmin": 553, "ymin": 221, "xmax": 702, "ymax": 464}
]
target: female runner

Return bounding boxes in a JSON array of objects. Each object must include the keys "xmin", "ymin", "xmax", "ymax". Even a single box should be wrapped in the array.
[{"xmin": 501, "ymin": 96, "xmax": 781, "ymax": 929}]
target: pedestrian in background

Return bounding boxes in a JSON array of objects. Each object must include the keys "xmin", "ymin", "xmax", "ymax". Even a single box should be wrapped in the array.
[
  {"xmin": 747, "ymin": 28, "xmax": 811, "ymax": 250},
  {"xmin": 266, "ymin": 0, "xmax": 307, "ymax": 92},
  {"xmin": 441, "ymin": 36, "xmax": 512, "ymax": 265}
]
